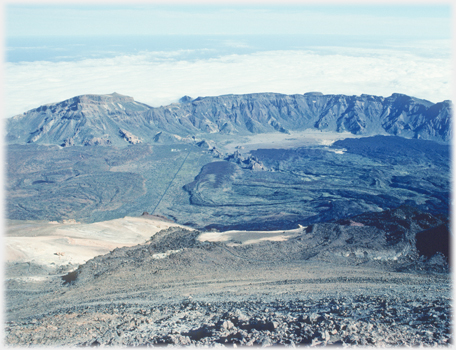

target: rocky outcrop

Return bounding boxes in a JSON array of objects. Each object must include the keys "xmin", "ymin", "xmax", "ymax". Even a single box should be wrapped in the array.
[
  {"xmin": 119, "ymin": 129, "xmax": 141, "ymax": 144},
  {"xmin": 178, "ymin": 95, "xmax": 193, "ymax": 103},
  {"xmin": 224, "ymin": 151, "xmax": 266, "ymax": 171},
  {"xmin": 152, "ymin": 131, "xmax": 184, "ymax": 144},
  {"xmin": 83, "ymin": 136, "xmax": 112, "ymax": 146},
  {"xmin": 195, "ymin": 139, "xmax": 216, "ymax": 149}
]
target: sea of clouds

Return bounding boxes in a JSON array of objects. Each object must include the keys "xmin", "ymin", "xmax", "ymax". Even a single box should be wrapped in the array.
[{"xmin": 5, "ymin": 45, "xmax": 451, "ymax": 117}]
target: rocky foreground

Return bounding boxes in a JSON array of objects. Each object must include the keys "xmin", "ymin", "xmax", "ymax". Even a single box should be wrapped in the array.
[
  {"xmin": 4, "ymin": 207, "xmax": 452, "ymax": 347},
  {"xmin": 5, "ymin": 282, "xmax": 451, "ymax": 347},
  {"xmin": 5, "ymin": 262, "xmax": 452, "ymax": 347}
]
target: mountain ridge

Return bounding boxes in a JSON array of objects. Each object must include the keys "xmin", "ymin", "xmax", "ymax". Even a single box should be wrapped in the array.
[{"xmin": 6, "ymin": 92, "xmax": 452, "ymax": 146}]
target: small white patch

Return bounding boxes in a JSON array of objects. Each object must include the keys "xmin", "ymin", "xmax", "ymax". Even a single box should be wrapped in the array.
[
  {"xmin": 319, "ymin": 140, "xmax": 335, "ymax": 146},
  {"xmin": 152, "ymin": 249, "xmax": 182, "ymax": 259},
  {"xmin": 326, "ymin": 148, "xmax": 346, "ymax": 154}
]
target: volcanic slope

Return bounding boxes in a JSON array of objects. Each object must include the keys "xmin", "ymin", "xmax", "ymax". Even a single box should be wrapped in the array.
[
  {"xmin": 6, "ymin": 93, "xmax": 153, "ymax": 147},
  {"xmin": 6, "ymin": 92, "xmax": 452, "ymax": 146},
  {"xmin": 5, "ymin": 207, "xmax": 450, "ymax": 347}
]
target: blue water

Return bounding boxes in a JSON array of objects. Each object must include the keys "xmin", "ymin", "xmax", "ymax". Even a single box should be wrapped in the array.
[{"xmin": 6, "ymin": 34, "xmax": 404, "ymax": 63}]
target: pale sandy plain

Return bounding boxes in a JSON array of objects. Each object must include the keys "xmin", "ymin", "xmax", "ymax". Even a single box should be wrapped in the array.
[
  {"xmin": 5, "ymin": 217, "xmax": 188, "ymax": 272},
  {"xmin": 218, "ymin": 130, "xmax": 369, "ymax": 153},
  {"xmin": 5, "ymin": 217, "xmax": 304, "ymax": 276}
]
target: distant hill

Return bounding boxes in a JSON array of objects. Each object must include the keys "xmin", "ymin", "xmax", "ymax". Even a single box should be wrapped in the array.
[{"xmin": 6, "ymin": 92, "xmax": 452, "ymax": 146}]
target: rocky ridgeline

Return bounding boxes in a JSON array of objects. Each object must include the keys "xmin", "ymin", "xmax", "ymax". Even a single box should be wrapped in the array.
[
  {"xmin": 5, "ymin": 294, "xmax": 451, "ymax": 346},
  {"xmin": 61, "ymin": 206, "xmax": 449, "ymax": 291},
  {"xmin": 6, "ymin": 92, "xmax": 452, "ymax": 147}
]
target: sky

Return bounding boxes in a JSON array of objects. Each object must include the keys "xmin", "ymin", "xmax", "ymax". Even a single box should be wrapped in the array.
[
  {"xmin": 3, "ymin": 3, "xmax": 453, "ymax": 117},
  {"xmin": 6, "ymin": 4, "xmax": 451, "ymax": 37}
]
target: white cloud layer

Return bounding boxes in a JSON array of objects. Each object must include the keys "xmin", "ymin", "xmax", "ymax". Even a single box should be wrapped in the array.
[{"xmin": 5, "ymin": 47, "xmax": 451, "ymax": 117}]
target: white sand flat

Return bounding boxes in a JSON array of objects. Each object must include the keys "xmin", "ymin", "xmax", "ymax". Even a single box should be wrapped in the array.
[
  {"xmin": 6, "ymin": 216, "xmax": 189, "ymax": 269},
  {"xmin": 197, "ymin": 226, "xmax": 305, "ymax": 245}
]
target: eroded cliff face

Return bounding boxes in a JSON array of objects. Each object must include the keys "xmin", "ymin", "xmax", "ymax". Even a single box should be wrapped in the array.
[
  {"xmin": 144, "ymin": 92, "xmax": 452, "ymax": 142},
  {"xmin": 6, "ymin": 92, "xmax": 452, "ymax": 147}
]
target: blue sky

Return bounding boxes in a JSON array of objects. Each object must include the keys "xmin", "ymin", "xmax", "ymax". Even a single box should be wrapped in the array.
[
  {"xmin": 6, "ymin": 4, "xmax": 451, "ymax": 37},
  {"xmin": 4, "ymin": 3, "xmax": 453, "ymax": 117}
]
